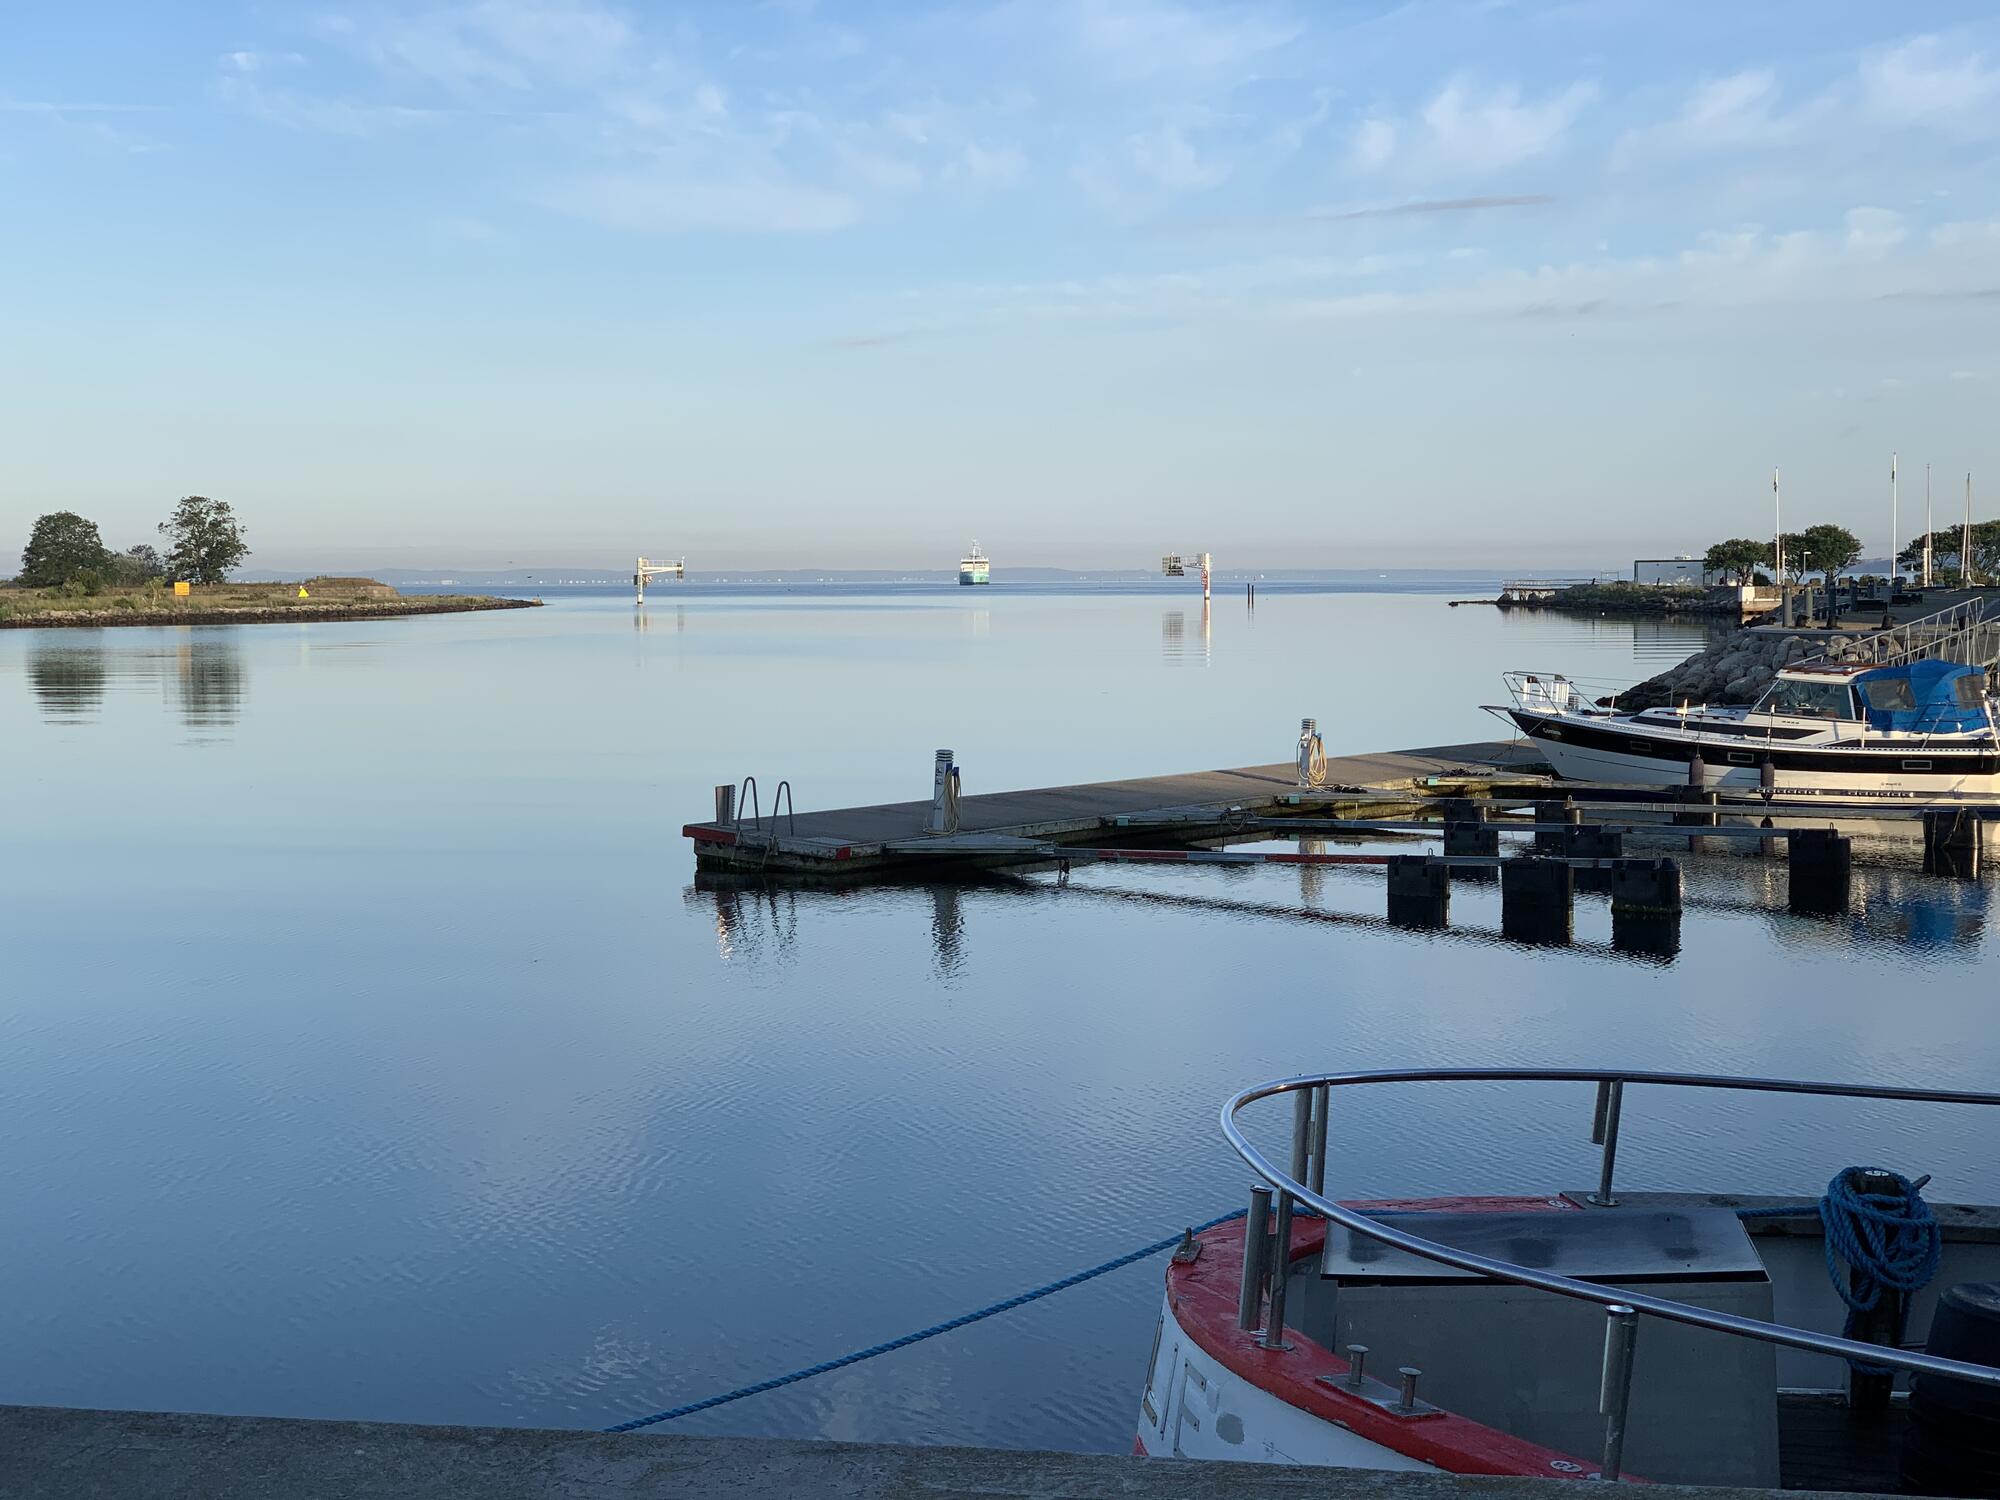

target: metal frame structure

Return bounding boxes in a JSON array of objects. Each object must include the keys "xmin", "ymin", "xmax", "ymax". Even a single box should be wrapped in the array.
[
  {"xmin": 635, "ymin": 556, "xmax": 686, "ymax": 604},
  {"xmin": 1222, "ymin": 1066, "xmax": 2000, "ymax": 1481},
  {"xmin": 1162, "ymin": 552, "xmax": 1213, "ymax": 602}
]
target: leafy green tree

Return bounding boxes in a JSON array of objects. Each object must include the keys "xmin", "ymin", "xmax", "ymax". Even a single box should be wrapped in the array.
[
  {"xmin": 1793, "ymin": 523, "xmax": 1862, "ymax": 588},
  {"xmin": 105, "ymin": 543, "xmax": 166, "ymax": 585},
  {"xmin": 1908, "ymin": 520, "xmax": 2000, "ymax": 584},
  {"xmin": 158, "ymin": 495, "xmax": 250, "ymax": 584},
  {"xmin": 18, "ymin": 511, "xmax": 111, "ymax": 587},
  {"xmin": 1774, "ymin": 532, "xmax": 1811, "ymax": 584},
  {"xmin": 1702, "ymin": 538, "xmax": 1772, "ymax": 585}
]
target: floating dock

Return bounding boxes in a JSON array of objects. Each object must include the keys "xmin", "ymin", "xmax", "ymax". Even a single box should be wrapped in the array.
[{"xmin": 685, "ymin": 741, "xmax": 1550, "ymax": 880}]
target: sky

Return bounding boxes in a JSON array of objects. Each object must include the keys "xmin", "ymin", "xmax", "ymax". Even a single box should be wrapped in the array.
[{"xmin": 3, "ymin": 1, "xmax": 1999, "ymax": 572}]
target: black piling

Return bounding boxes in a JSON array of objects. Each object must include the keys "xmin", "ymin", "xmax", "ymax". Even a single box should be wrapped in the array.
[
  {"xmin": 1787, "ymin": 828, "xmax": 1853, "ymax": 915},
  {"xmin": 1607, "ymin": 857, "xmax": 1683, "ymax": 916},
  {"xmin": 1608, "ymin": 857, "xmax": 1682, "ymax": 956},
  {"xmin": 1673, "ymin": 788, "xmax": 1720, "ymax": 827},
  {"xmin": 1534, "ymin": 800, "xmax": 1579, "ymax": 855},
  {"xmin": 1500, "ymin": 857, "xmax": 1573, "ymax": 945},
  {"xmin": 1385, "ymin": 855, "xmax": 1450, "ymax": 929},
  {"xmin": 1564, "ymin": 825, "xmax": 1624, "ymax": 892},
  {"xmin": 1923, "ymin": 809, "xmax": 1982, "ymax": 879},
  {"xmin": 1441, "ymin": 799, "xmax": 1498, "ymax": 875}
]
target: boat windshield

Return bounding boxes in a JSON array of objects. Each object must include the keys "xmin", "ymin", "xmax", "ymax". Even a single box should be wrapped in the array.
[{"xmin": 1755, "ymin": 678, "xmax": 1856, "ymax": 719}]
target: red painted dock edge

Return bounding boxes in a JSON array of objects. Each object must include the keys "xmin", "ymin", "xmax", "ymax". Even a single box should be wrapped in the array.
[{"xmin": 1164, "ymin": 1195, "xmax": 1636, "ymax": 1481}]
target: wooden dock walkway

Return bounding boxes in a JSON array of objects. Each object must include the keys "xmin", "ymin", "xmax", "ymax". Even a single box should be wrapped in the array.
[{"xmin": 685, "ymin": 740, "xmax": 1551, "ymax": 879}]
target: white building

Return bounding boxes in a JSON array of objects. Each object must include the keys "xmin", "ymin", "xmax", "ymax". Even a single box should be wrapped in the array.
[{"xmin": 1632, "ymin": 556, "xmax": 1714, "ymax": 587}]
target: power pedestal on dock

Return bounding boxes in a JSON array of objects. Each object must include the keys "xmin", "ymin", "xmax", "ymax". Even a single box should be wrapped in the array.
[{"xmin": 1787, "ymin": 830, "xmax": 1853, "ymax": 915}]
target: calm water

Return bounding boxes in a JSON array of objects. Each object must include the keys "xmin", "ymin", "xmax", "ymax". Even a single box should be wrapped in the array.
[{"xmin": 3, "ymin": 586, "xmax": 1995, "ymax": 1450}]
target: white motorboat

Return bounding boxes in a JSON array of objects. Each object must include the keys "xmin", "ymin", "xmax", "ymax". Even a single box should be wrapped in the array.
[
  {"xmin": 1491, "ymin": 600, "xmax": 2000, "ymax": 804},
  {"xmin": 1494, "ymin": 657, "xmax": 2000, "ymax": 804}
]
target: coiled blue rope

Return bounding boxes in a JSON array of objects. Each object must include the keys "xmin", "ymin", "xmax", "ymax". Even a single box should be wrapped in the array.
[
  {"xmin": 602, "ymin": 1207, "xmax": 1249, "ymax": 1434},
  {"xmin": 1820, "ymin": 1168, "xmax": 1942, "ymax": 1373}
]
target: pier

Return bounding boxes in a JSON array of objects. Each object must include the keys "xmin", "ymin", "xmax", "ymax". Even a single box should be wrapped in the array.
[
  {"xmin": 686, "ymin": 741, "xmax": 1549, "ymax": 879},
  {"xmin": 0, "ymin": 1404, "xmax": 1895, "ymax": 1498}
]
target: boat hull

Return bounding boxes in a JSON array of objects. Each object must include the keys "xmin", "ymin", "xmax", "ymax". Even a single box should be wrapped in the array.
[{"xmin": 1509, "ymin": 709, "xmax": 2000, "ymax": 803}]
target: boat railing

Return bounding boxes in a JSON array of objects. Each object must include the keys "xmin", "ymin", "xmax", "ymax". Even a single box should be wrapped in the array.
[{"xmin": 1222, "ymin": 1067, "xmax": 2000, "ymax": 1480}]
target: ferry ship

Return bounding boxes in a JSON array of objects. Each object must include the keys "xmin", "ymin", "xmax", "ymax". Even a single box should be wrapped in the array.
[{"xmin": 959, "ymin": 543, "xmax": 990, "ymax": 586}]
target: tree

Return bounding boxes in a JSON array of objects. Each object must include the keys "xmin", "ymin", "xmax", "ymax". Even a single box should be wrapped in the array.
[
  {"xmin": 159, "ymin": 495, "xmax": 249, "ymax": 584},
  {"xmin": 1793, "ymin": 523, "xmax": 1862, "ymax": 588},
  {"xmin": 1702, "ymin": 538, "xmax": 1772, "ymax": 585},
  {"xmin": 106, "ymin": 543, "xmax": 166, "ymax": 586},
  {"xmin": 18, "ymin": 511, "xmax": 111, "ymax": 587}
]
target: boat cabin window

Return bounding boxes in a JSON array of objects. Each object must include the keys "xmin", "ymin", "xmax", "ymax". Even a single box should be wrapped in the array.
[
  {"xmin": 1759, "ymin": 678, "xmax": 1856, "ymax": 719},
  {"xmin": 1861, "ymin": 677, "xmax": 1917, "ymax": 712},
  {"xmin": 1956, "ymin": 671, "xmax": 1989, "ymax": 709}
]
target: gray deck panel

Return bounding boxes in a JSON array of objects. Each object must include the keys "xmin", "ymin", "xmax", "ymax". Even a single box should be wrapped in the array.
[{"xmin": 697, "ymin": 741, "xmax": 1542, "ymax": 855}]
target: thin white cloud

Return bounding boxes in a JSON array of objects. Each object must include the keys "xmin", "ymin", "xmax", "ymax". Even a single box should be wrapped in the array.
[
  {"xmin": 1128, "ymin": 119, "xmax": 1229, "ymax": 190},
  {"xmin": 1860, "ymin": 34, "xmax": 2000, "ymax": 129},
  {"xmin": 1033, "ymin": 0, "xmax": 1301, "ymax": 84},
  {"xmin": 330, "ymin": 0, "xmax": 636, "ymax": 93},
  {"xmin": 1349, "ymin": 116, "xmax": 1395, "ymax": 170},
  {"xmin": 1613, "ymin": 69, "xmax": 1815, "ymax": 166},
  {"xmin": 533, "ymin": 170, "xmax": 858, "ymax": 234},
  {"xmin": 1418, "ymin": 75, "xmax": 1598, "ymax": 171}
]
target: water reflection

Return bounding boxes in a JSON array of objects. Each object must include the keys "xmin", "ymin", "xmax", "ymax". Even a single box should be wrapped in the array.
[
  {"xmin": 1161, "ymin": 602, "xmax": 1212, "ymax": 663},
  {"xmin": 27, "ymin": 642, "xmax": 109, "ymax": 722},
  {"xmin": 930, "ymin": 885, "xmax": 965, "ymax": 981},
  {"xmin": 27, "ymin": 634, "xmax": 247, "ymax": 731},
  {"xmin": 173, "ymin": 641, "xmax": 247, "ymax": 730}
]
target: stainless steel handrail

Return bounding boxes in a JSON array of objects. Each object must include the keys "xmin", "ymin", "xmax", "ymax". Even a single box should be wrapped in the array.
[{"xmin": 1221, "ymin": 1067, "xmax": 2000, "ymax": 1390}]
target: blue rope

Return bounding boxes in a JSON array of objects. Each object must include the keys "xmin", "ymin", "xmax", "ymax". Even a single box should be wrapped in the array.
[
  {"xmin": 602, "ymin": 1207, "xmax": 1249, "ymax": 1434},
  {"xmin": 601, "ymin": 1169, "xmax": 1943, "ymax": 1434},
  {"xmin": 1820, "ymin": 1168, "xmax": 1941, "ymax": 1374}
]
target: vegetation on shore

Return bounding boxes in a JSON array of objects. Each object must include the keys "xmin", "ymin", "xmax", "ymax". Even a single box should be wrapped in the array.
[
  {"xmin": 19, "ymin": 495, "xmax": 250, "ymax": 591},
  {"xmin": 11, "ymin": 497, "xmax": 535, "ymax": 627},
  {"xmin": 0, "ymin": 577, "xmax": 538, "ymax": 628}
]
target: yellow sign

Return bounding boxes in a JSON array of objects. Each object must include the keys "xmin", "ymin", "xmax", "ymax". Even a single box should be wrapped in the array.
[
  {"xmin": 297, "ymin": 586, "xmax": 310, "ymax": 599},
  {"xmin": 173, "ymin": 581, "xmax": 191, "ymax": 597}
]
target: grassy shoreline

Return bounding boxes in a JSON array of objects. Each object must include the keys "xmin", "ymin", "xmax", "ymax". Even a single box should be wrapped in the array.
[{"xmin": 0, "ymin": 578, "xmax": 542, "ymax": 630}]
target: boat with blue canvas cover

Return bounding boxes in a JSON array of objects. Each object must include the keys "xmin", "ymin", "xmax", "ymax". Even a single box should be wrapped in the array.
[{"xmin": 1492, "ymin": 599, "xmax": 2000, "ymax": 804}]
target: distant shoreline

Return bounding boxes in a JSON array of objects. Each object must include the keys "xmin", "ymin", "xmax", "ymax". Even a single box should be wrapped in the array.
[{"xmin": 0, "ymin": 594, "xmax": 541, "ymax": 631}]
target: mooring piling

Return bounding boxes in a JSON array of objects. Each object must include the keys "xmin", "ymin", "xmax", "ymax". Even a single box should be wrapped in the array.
[
  {"xmin": 1923, "ymin": 808, "xmax": 1982, "ymax": 879},
  {"xmin": 1385, "ymin": 854, "xmax": 1450, "ymax": 929},
  {"xmin": 1500, "ymin": 857, "xmax": 1574, "ymax": 945},
  {"xmin": 1787, "ymin": 829, "xmax": 1854, "ymax": 915}
]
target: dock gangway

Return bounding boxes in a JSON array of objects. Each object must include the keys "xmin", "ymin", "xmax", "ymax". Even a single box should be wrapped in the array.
[{"xmin": 1802, "ymin": 595, "xmax": 2000, "ymax": 671}]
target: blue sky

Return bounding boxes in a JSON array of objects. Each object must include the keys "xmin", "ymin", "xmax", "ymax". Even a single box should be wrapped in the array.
[{"xmin": 3, "ymin": 1, "xmax": 1998, "ymax": 570}]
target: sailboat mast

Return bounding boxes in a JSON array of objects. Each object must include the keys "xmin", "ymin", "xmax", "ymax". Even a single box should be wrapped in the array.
[
  {"xmin": 1891, "ymin": 452, "xmax": 1898, "ymax": 586},
  {"xmin": 1774, "ymin": 467, "xmax": 1789, "ymax": 626},
  {"xmin": 1968, "ymin": 473, "xmax": 1977, "ymax": 588},
  {"xmin": 1924, "ymin": 463, "xmax": 1933, "ymax": 588}
]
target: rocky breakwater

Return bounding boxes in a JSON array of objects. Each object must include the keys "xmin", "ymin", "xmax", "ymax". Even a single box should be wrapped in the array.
[{"xmin": 1606, "ymin": 630, "xmax": 1861, "ymax": 710}]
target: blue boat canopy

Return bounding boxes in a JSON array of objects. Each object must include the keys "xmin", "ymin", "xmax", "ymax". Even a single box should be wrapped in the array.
[{"xmin": 1853, "ymin": 659, "xmax": 1990, "ymax": 733}]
